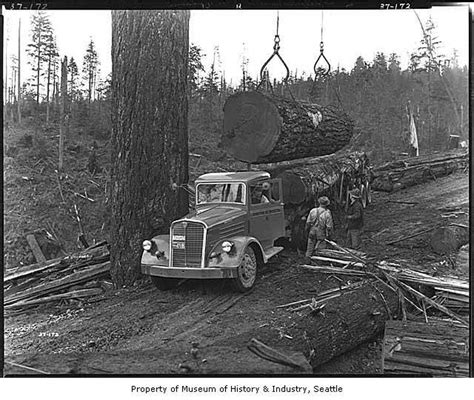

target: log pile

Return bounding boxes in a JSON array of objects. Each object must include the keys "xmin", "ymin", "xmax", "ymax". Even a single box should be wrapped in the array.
[
  {"xmin": 371, "ymin": 149, "xmax": 468, "ymax": 192},
  {"xmin": 221, "ymin": 91, "xmax": 354, "ymax": 164},
  {"xmin": 382, "ymin": 320, "xmax": 469, "ymax": 376},
  {"xmin": 4, "ymin": 242, "xmax": 112, "ymax": 314}
]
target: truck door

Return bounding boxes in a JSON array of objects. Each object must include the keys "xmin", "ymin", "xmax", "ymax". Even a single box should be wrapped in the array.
[{"xmin": 248, "ymin": 179, "xmax": 285, "ymax": 250}]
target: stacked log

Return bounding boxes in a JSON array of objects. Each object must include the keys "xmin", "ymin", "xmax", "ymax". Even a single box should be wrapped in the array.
[
  {"xmin": 4, "ymin": 242, "xmax": 111, "ymax": 314},
  {"xmin": 382, "ymin": 320, "xmax": 469, "ymax": 376},
  {"xmin": 221, "ymin": 91, "xmax": 354, "ymax": 164},
  {"xmin": 262, "ymin": 151, "xmax": 370, "ymax": 249},
  {"xmin": 371, "ymin": 150, "xmax": 468, "ymax": 192}
]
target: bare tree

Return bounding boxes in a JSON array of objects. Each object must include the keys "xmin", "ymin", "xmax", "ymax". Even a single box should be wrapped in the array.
[{"xmin": 110, "ymin": 10, "xmax": 190, "ymax": 286}]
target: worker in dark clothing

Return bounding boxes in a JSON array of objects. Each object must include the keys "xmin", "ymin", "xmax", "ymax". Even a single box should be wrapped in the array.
[
  {"xmin": 305, "ymin": 196, "xmax": 334, "ymax": 258},
  {"xmin": 346, "ymin": 188, "xmax": 364, "ymax": 249}
]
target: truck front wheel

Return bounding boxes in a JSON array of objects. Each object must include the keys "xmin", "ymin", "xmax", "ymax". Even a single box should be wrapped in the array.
[
  {"xmin": 150, "ymin": 276, "xmax": 180, "ymax": 291},
  {"xmin": 232, "ymin": 246, "xmax": 257, "ymax": 292}
]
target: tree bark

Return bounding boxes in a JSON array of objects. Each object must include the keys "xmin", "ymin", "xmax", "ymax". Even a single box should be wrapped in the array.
[
  {"xmin": 59, "ymin": 57, "xmax": 67, "ymax": 172},
  {"xmin": 221, "ymin": 91, "xmax": 354, "ymax": 163},
  {"xmin": 111, "ymin": 10, "xmax": 190, "ymax": 287}
]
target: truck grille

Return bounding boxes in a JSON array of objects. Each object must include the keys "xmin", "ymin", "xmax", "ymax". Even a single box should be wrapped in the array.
[{"xmin": 171, "ymin": 221, "xmax": 205, "ymax": 268}]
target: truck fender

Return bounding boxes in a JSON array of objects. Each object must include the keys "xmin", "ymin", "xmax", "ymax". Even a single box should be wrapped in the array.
[
  {"xmin": 207, "ymin": 236, "xmax": 265, "ymax": 269},
  {"xmin": 141, "ymin": 234, "xmax": 170, "ymax": 266}
]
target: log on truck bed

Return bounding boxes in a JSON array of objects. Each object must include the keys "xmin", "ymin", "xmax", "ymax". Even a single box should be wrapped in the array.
[{"xmin": 221, "ymin": 91, "xmax": 354, "ymax": 163}]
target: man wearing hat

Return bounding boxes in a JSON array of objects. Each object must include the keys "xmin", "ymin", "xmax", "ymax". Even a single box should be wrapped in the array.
[
  {"xmin": 305, "ymin": 196, "xmax": 334, "ymax": 258},
  {"xmin": 346, "ymin": 188, "xmax": 364, "ymax": 249}
]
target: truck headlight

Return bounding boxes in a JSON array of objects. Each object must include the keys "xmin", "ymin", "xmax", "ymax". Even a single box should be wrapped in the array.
[
  {"xmin": 221, "ymin": 241, "xmax": 233, "ymax": 253},
  {"xmin": 142, "ymin": 240, "xmax": 152, "ymax": 251}
]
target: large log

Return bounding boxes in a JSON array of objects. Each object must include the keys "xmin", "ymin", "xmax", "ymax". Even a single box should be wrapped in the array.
[
  {"xmin": 382, "ymin": 320, "xmax": 469, "ymax": 376},
  {"xmin": 371, "ymin": 150, "xmax": 468, "ymax": 192},
  {"xmin": 283, "ymin": 278, "xmax": 399, "ymax": 369},
  {"xmin": 262, "ymin": 151, "xmax": 369, "ymax": 249},
  {"xmin": 221, "ymin": 91, "xmax": 354, "ymax": 163}
]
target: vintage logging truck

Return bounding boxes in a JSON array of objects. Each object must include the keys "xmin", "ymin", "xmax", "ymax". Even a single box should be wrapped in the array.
[{"xmin": 141, "ymin": 91, "xmax": 371, "ymax": 291}]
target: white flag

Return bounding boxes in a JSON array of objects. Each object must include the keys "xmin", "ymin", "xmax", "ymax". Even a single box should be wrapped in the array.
[{"xmin": 409, "ymin": 108, "xmax": 419, "ymax": 156}]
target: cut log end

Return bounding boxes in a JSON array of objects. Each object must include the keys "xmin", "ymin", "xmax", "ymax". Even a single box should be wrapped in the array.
[
  {"xmin": 222, "ymin": 91, "xmax": 282, "ymax": 163},
  {"xmin": 430, "ymin": 226, "xmax": 469, "ymax": 255}
]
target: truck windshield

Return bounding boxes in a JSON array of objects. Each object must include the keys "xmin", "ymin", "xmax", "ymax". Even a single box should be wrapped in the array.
[{"xmin": 196, "ymin": 183, "xmax": 246, "ymax": 205}]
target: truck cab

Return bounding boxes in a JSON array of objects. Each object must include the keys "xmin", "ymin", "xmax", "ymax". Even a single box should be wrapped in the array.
[{"xmin": 141, "ymin": 171, "xmax": 285, "ymax": 292}]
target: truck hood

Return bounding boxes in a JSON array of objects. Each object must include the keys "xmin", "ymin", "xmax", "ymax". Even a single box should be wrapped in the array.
[{"xmin": 184, "ymin": 206, "xmax": 246, "ymax": 228}]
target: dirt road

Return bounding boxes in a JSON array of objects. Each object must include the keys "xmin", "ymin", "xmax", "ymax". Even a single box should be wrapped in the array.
[{"xmin": 4, "ymin": 171, "xmax": 469, "ymax": 375}]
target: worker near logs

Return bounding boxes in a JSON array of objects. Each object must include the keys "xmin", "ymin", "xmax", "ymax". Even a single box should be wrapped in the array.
[
  {"xmin": 346, "ymin": 188, "xmax": 364, "ymax": 249},
  {"xmin": 305, "ymin": 196, "xmax": 334, "ymax": 258}
]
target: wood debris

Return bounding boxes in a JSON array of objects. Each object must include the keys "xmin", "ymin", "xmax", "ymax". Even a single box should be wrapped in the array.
[
  {"xmin": 382, "ymin": 320, "xmax": 469, "ymax": 377},
  {"xmin": 4, "ymin": 242, "xmax": 111, "ymax": 314}
]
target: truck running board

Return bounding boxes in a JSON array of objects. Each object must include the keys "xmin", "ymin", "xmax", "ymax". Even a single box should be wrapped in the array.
[{"xmin": 263, "ymin": 246, "xmax": 284, "ymax": 262}]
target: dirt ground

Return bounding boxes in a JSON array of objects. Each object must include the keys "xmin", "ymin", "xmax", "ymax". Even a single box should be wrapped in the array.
[{"xmin": 3, "ymin": 150, "xmax": 469, "ymax": 377}]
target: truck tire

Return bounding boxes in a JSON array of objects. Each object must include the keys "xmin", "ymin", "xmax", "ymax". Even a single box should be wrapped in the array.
[
  {"xmin": 150, "ymin": 276, "xmax": 179, "ymax": 291},
  {"xmin": 231, "ymin": 246, "xmax": 257, "ymax": 292}
]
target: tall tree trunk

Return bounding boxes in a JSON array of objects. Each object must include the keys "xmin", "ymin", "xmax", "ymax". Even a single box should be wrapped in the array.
[
  {"xmin": 36, "ymin": 34, "xmax": 41, "ymax": 106},
  {"xmin": 59, "ymin": 57, "xmax": 67, "ymax": 172},
  {"xmin": 111, "ymin": 10, "xmax": 190, "ymax": 287},
  {"xmin": 46, "ymin": 55, "xmax": 51, "ymax": 123}
]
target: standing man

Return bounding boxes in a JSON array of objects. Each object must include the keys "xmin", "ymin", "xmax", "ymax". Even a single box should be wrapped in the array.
[
  {"xmin": 346, "ymin": 188, "xmax": 364, "ymax": 249},
  {"xmin": 305, "ymin": 196, "xmax": 333, "ymax": 258}
]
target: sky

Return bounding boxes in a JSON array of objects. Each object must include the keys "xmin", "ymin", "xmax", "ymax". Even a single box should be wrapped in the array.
[{"xmin": 2, "ymin": 6, "xmax": 470, "ymax": 92}]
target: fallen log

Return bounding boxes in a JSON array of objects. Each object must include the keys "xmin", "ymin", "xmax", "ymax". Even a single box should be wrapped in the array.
[
  {"xmin": 285, "ymin": 279, "xmax": 399, "ymax": 369},
  {"xmin": 221, "ymin": 91, "xmax": 354, "ymax": 163},
  {"xmin": 371, "ymin": 150, "xmax": 468, "ymax": 192},
  {"xmin": 430, "ymin": 225, "xmax": 469, "ymax": 254},
  {"xmin": 382, "ymin": 320, "xmax": 469, "ymax": 376}
]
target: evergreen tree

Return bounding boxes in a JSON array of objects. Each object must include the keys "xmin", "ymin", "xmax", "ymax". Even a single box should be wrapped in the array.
[
  {"xmin": 67, "ymin": 57, "xmax": 80, "ymax": 101},
  {"xmin": 82, "ymin": 39, "xmax": 100, "ymax": 104},
  {"xmin": 26, "ymin": 11, "xmax": 54, "ymax": 105}
]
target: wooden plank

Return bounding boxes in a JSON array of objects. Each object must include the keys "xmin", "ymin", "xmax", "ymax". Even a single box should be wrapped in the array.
[
  {"xmin": 311, "ymin": 255, "xmax": 364, "ymax": 267},
  {"xmin": 5, "ymin": 262, "xmax": 110, "ymax": 305},
  {"xmin": 383, "ymin": 320, "xmax": 469, "ymax": 377},
  {"xmin": 5, "ymin": 288, "xmax": 104, "ymax": 309},
  {"xmin": 4, "ymin": 258, "xmax": 64, "ymax": 283},
  {"xmin": 4, "ymin": 244, "xmax": 109, "ymax": 283},
  {"xmin": 300, "ymin": 264, "xmax": 367, "ymax": 277},
  {"xmin": 26, "ymin": 234, "xmax": 47, "ymax": 263}
]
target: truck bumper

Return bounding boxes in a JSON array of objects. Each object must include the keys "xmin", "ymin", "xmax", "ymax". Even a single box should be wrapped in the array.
[{"xmin": 141, "ymin": 264, "xmax": 238, "ymax": 279}]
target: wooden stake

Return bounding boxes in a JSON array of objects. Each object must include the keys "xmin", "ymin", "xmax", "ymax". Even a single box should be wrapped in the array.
[{"xmin": 26, "ymin": 234, "xmax": 47, "ymax": 263}]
